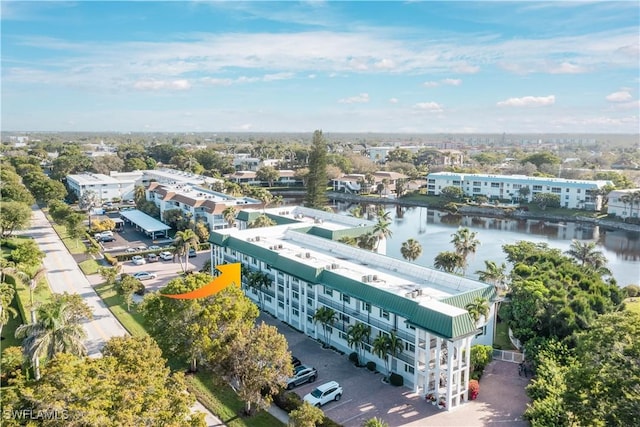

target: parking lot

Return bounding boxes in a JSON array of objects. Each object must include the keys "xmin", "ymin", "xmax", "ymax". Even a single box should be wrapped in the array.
[
  {"xmin": 261, "ymin": 315, "xmax": 531, "ymax": 427},
  {"xmin": 97, "ymin": 214, "xmax": 170, "ymax": 253}
]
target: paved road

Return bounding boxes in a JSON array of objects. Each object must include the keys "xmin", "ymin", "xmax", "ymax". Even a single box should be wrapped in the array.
[{"xmin": 25, "ymin": 207, "xmax": 224, "ymax": 427}]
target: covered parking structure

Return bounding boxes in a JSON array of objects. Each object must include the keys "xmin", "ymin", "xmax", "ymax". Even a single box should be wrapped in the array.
[{"xmin": 119, "ymin": 209, "xmax": 171, "ymax": 239}]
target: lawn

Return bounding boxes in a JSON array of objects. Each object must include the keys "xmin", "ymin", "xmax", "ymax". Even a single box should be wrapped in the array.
[
  {"xmin": 493, "ymin": 321, "xmax": 517, "ymax": 351},
  {"xmin": 43, "ymin": 210, "xmax": 88, "ymax": 255},
  {"xmin": 93, "ymin": 281, "xmax": 283, "ymax": 426},
  {"xmin": 12, "ymin": 272, "xmax": 54, "ymax": 322},
  {"xmin": 78, "ymin": 259, "xmax": 100, "ymax": 275},
  {"xmin": 624, "ymin": 298, "xmax": 640, "ymax": 314},
  {"xmin": 1, "ymin": 298, "xmax": 24, "ymax": 354}
]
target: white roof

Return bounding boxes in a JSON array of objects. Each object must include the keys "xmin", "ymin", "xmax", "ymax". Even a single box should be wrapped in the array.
[{"xmin": 119, "ymin": 210, "xmax": 171, "ymax": 233}]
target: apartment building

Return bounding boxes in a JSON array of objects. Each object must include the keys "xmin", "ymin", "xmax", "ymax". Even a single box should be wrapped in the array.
[
  {"xmin": 225, "ymin": 169, "xmax": 302, "ymax": 187},
  {"xmin": 607, "ymin": 189, "xmax": 640, "ymax": 220},
  {"xmin": 209, "ymin": 207, "xmax": 496, "ymax": 411},
  {"xmin": 426, "ymin": 172, "xmax": 612, "ymax": 210},
  {"xmin": 146, "ymin": 182, "xmax": 262, "ymax": 230}
]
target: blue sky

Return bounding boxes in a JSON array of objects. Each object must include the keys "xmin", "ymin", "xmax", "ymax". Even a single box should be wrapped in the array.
[{"xmin": 2, "ymin": 1, "xmax": 638, "ymax": 133}]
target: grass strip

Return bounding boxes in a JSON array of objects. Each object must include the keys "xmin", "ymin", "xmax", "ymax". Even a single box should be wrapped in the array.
[{"xmin": 78, "ymin": 259, "xmax": 100, "ymax": 275}]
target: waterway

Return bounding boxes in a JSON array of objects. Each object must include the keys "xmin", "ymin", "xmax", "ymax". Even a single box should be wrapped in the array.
[{"xmin": 332, "ymin": 202, "xmax": 640, "ymax": 287}]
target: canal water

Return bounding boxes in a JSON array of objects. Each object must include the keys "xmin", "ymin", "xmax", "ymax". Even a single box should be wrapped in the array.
[{"xmin": 331, "ymin": 202, "xmax": 640, "ymax": 287}]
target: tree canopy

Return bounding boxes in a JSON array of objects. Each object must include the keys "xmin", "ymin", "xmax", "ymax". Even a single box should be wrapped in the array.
[{"xmin": 304, "ymin": 130, "xmax": 329, "ymax": 209}]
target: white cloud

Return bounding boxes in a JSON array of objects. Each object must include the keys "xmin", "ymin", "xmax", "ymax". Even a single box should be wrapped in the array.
[
  {"xmin": 308, "ymin": 74, "xmax": 317, "ymax": 79},
  {"xmin": 442, "ymin": 78, "xmax": 462, "ymax": 86},
  {"xmin": 548, "ymin": 61, "xmax": 587, "ymax": 74},
  {"xmin": 606, "ymin": 90, "xmax": 632, "ymax": 102},
  {"xmin": 452, "ymin": 63, "xmax": 480, "ymax": 74},
  {"xmin": 133, "ymin": 79, "xmax": 191, "ymax": 91},
  {"xmin": 497, "ymin": 95, "xmax": 555, "ymax": 107},
  {"xmin": 414, "ymin": 102, "xmax": 443, "ymax": 112},
  {"xmin": 423, "ymin": 81, "xmax": 439, "ymax": 88},
  {"xmin": 263, "ymin": 72, "xmax": 294, "ymax": 81},
  {"xmin": 374, "ymin": 58, "xmax": 395, "ymax": 70},
  {"xmin": 338, "ymin": 93, "xmax": 370, "ymax": 104},
  {"xmin": 389, "ymin": 98, "xmax": 399, "ymax": 104}
]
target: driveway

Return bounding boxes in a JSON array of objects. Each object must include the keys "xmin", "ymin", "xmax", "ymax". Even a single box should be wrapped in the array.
[
  {"xmin": 119, "ymin": 252, "xmax": 209, "ymax": 293},
  {"xmin": 261, "ymin": 314, "xmax": 530, "ymax": 427},
  {"xmin": 25, "ymin": 207, "xmax": 223, "ymax": 427}
]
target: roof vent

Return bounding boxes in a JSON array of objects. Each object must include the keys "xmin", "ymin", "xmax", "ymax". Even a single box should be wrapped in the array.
[
  {"xmin": 362, "ymin": 275, "xmax": 369, "ymax": 283},
  {"xmin": 331, "ymin": 263, "xmax": 339, "ymax": 270},
  {"xmin": 305, "ymin": 252, "xmax": 311, "ymax": 258}
]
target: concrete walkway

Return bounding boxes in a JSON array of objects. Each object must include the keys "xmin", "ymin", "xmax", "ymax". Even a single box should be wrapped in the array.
[{"xmin": 25, "ymin": 207, "xmax": 224, "ymax": 427}]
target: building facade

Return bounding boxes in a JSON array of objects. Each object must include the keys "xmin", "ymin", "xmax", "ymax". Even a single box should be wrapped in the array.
[
  {"xmin": 209, "ymin": 207, "xmax": 496, "ymax": 411},
  {"xmin": 607, "ymin": 189, "xmax": 640, "ymax": 220},
  {"xmin": 67, "ymin": 173, "xmax": 136, "ymax": 201},
  {"xmin": 426, "ymin": 172, "xmax": 612, "ymax": 210}
]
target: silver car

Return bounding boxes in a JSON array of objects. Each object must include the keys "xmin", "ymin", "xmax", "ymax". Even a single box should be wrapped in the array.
[{"xmin": 286, "ymin": 365, "xmax": 317, "ymax": 390}]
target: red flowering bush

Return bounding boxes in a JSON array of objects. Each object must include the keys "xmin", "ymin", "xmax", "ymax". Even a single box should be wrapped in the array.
[{"xmin": 468, "ymin": 379, "xmax": 480, "ymax": 400}]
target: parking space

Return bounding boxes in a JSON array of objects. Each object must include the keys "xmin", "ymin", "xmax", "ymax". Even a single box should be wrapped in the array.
[
  {"xmin": 261, "ymin": 315, "xmax": 530, "ymax": 427},
  {"xmin": 99, "ymin": 217, "xmax": 171, "ymax": 253}
]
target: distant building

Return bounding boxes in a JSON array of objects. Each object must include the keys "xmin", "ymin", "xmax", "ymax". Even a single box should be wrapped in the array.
[
  {"xmin": 426, "ymin": 172, "xmax": 612, "ymax": 210},
  {"xmin": 209, "ymin": 206, "xmax": 496, "ymax": 411},
  {"xmin": 225, "ymin": 169, "xmax": 302, "ymax": 187},
  {"xmin": 146, "ymin": 182, "xmax": 261, "ymax": 230},
  {"xmin": 232, "ymin": 154, "xmax": 281, "ymax": 171},
  {"xmin": 607, "ymin": 189, "xmax": 640, "ymax": 220}
]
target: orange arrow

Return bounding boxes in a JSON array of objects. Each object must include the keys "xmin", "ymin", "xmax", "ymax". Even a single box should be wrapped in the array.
[{"xmin": 163, "ymin": 263, "xmax": 241, "ymax": 300}]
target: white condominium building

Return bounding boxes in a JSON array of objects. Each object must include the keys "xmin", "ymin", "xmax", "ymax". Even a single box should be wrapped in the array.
[
  {"xmin": 426, "ymin": 172, "xmax": 612, "ymax": 210},
  {"xmin": 209, "ymin": 206, "xmax": 496, "ymax": 411}
]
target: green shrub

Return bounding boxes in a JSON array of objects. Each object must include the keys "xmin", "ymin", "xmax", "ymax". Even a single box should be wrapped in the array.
[
  {"xmin": 624, "ymin": 284, "xmax": 640, "ymax": 297},
  {"xmin": 85, "ymin": 232, "xmax": 101, "ymax": 249},
  {"xmin": 103, "ymin": 253, "xmax": 119, "ymax": 266},
  {"xmin": 389, "ymin": 373, "xmax": 403, "ymax": 387},
  {"xmin": 348, "ymin": 352, "xmax": 359, "ymax": 365},
  {"xmin": 273, "ymin": 390, "xmax": 303, "ymax": 413},
  {"xmin": 366, "ymin": 361, "xmax": 376, "ymax": 372},
  {"xmin": 319, "ymin": 416, "xmax": 344, "ymax": 427}
]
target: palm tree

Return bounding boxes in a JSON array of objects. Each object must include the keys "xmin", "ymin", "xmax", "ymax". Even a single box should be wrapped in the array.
[
  {"xmin": 465, "ymin": 297, "xmax": 490, "ymax": 324},
  {"xmin": 222, "ymin": 206, "xmax": 238, "ymax": 228},
  {"xmin": 11, "ymin": 267, "xmax": 47, "ymax": 321},
  {"xmin": 434, "ymin": 251, "xmax": 464, "ymax": 274},
  {"xmin": 133, "ymin": 185, "xmax": 146, "ymax": 204},
  {"xmin": 565, "ymin": 240, "xmax": 611, "ymax": 276},
  {"xmin": 246, "ymin": 270, "xmax": 271, "ymax": 310},
  {"xmin": 15, "ymin": 300, "xmax": 87, "ymax": 380},
  {"xmin": 450, "ymin": 227, "xmax": 480, "ymax": 274},
  {"xmin": 363, "ymin": 417, "xmax": 389, "ymax": 427},
  {"xmin": 248, "ymin": 214, "xmax": 276, "ymax": 229},
  {"xmin": 346, "ymin": 322, "xmax": 370, "ymax": 366},
  {"xmin": 312, "ymin": 306, "xmax": 337, "ymax": 348},
  {"xmin": 173, "ymin": 229, "xmax": 200, "ymax": 272},
  {"xmin": 372, "ymin": 331, "xmax": 403, "ymax": 381},
  {"xmin": 373, "ymin": 217, "xmax": 393, "ymax": 251},
  {"xmin": 400, "ymin": 239, "xmax": 423, "ymax": 262},
  {"xmin": 357, "ymin": 232, "xmax": 378, "ymax": 251},
  {"xmin": 475, "ymin": 260, "xmax": 508, "ymax": 292},
  {"xmin": 338, "ymin": 236, "xmax": 358, "ymax": 247}
]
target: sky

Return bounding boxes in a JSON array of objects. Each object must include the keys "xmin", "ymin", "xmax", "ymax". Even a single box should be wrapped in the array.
[{"xmin": 1, "ymin": 1, "xmax": 639, "ymax": 133}]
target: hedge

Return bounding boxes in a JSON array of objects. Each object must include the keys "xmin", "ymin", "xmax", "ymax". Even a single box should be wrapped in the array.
[
  {"xmin": 85, "ymin": 232, "xmax": 101, "ymax": 250},
  {"xmin": 3, "ymin": 274, "xmax": 26, "ymax": 323},
  {"xmin": 103, "ymin": 253, "xmax": 119, "ymax": 266},
  {"xmin": 389, "ymin": 373, "xmax": 403, "ymax": 387},
  {"xmin": 348, "ymin": 352, "xmax": 359, "ymax": 365},
  {"xmin": 366, "ymin": 361, "xmax": 376, "ymax": 372}
]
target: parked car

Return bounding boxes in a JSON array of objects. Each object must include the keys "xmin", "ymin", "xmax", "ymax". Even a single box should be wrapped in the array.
[
  {"xmin": 188, "ymin": 248, "xmax": 197, "ymax": 258},
  {"xmin": 147, "ymin": 254, "xmax": 159, "ymax": 262},
  {"xmin": 94, "ymin": 230, "xmax": 114, "ymax": 240},
  {"xmin": 100, "ymin": 235, "xmax": 115, "ymax": 242},
  {"xmin": 131, "ymin": 255, "xmax": 146, "ymax": 265},
  {"xmin": 159, "ymin": 251, "xmax": 173, "ymax": 261},
  {"xmin": 125, "ymin": 247, "xmax": 138, "ymax": 253},
  {"xmin": 133, "ymin": 271, "xmax": 157, "ymax": 281},
  {"xmin": 286, "ymin": 365, "xmax": 317, "ymax": 390},
  {"xmin": 136, "ymin": 245, "xmax": 147, "ymax": 251},
  {"xmin": 148, "ymin": 245, "xmax": 161, "ymax": 251},
  {"xmin": 303, "ymin": 381, "xmax": 343, "ymax": 407}
]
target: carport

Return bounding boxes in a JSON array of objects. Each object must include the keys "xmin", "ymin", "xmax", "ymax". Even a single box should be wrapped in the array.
[{"xmin": 119, "ymin": 209, "xmax": 171, "ymax": 239}]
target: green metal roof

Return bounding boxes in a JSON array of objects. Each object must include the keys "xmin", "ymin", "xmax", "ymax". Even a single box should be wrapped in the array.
[{"xmin": 440, "ymin": 286, "xmax": 497, "ymax": 309}]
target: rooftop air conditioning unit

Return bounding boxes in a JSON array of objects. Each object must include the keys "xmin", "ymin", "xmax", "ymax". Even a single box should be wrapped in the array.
[
  {"xmin": 255, "ymin": 236, "xmax": 260, "ymax": 241},
  {"xmin": 247, "ymin": 237, "xmax": 254, "ymax": 242},
  {"xmin": 269, "ymin": 246, "xmax": 274, "ymax": 250},
  {"xmin": 277, "ymin": 244, "xmax": 283, "ymax": 249},
  {"xmin": 331, "ymin": 263, "xmax": 339, "ymax": 270},
  {"xmin": 326, "ymin": 265, "xmax": 332, "ymax": 270},
  {"xmin": 372, "ymin": 275, "xmax": 378, "ymax": 281},
  {"xmin": 362, "ymin": 275, "xmax": 369, "ymax": 283},
  {"xmin": 305, "ymin": 252, "xmax": 311, "ymax": 258}
]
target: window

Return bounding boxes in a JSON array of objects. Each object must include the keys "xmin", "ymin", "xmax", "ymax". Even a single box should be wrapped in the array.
[
  {"xmin": 473, "ymin": 187, "xmax": 481, "ymax": 193},
  {"xmin": 405, "ymin": 342, "xmax": 415, "ymax": 352},
  {"xmin": 513, "ymin": 184, "xmax": 521, "ymax": 189},
  {"xmin": 307, "ymin": 315, "xmax": 313, "ymax": 323},
  {"xmin": 278, "ymin": 285, "xmax": 284, "ymax": 293},
  {"xmin": 278, "ymin": 302, "xmax": 284, "ymax": 309},
  {"xmin": 552, "ymin": 187, "xmax": 561, "ymax": 194},
  {"xmin": 490, "ymin": 182, "xmax": 500, "ymax": 188},
  {"xmin": 452, "ymin": 180, "xmax": 460, "ymax": 185},
  {"xmin": 363, "ymin": 302, "xmax": 371, "ymax": 312},
  {"xmin": 307, "ymin": 297, "xmax": 313, "ymax": 306},
  {"xmin": 340, "ymin": 313, "xmax": 349, "ymax": 322},
  {"xmin": 566, "ymin": 188, "xmax": 570, "ymax": 192},
  {"xmin": 264, "ymin": 295, "xmax": 272, "ymax": 303},
  {"xmin": 473, "ymin": 181, "xmax": 481, "ymax": 186},
  {"xmin": 405, "ymin": 364, "xmax": 415, "ymax": 374},
  {"xmin": 407, "ymin": 324, "xmax": 415, "ymax": 330},
  {"xmin": 533, "ymin": 185, "xmax": 543, "ymax": 191},
  {"xmin": 292, "ymin": 308, "xmax": 299, "ymax": 317},
  {"xmin": 292, "ymin": 291, "xmax": 299, "ymax": 300},
  {"xmin": 342, "ymin": 294, "xmax": 351, "ymax": 304},
  {"xmin": 324, "ymin": 287, "xmax": 333, "ymax": 297},
  {"xmin": 339, "ymin": 332, "xmax": 347, "ymax": 340},
  {"xmin": 380, "ymin": 309, "xmax": 390, "ymax": 320},
  {"xmin": 565, "ymin": 195, "xmax": 569, "ymax": 200},
  {"xmin": 577, "ymin": 189, "xmax": 581, "ymax": 194}
]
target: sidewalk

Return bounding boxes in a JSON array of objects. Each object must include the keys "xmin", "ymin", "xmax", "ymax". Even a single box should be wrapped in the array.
[{"xmin": 25, "ymin": 206, "xmax": 224, "ymax": 427}]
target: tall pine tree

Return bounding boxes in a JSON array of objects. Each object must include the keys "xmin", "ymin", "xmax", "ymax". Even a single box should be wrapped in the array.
[{"xmin": 304, "ymin": 130, "xmax": 328, "ymax": 209}]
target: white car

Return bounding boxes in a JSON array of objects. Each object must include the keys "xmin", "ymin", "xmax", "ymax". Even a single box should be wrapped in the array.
[
  {"xmin": 159, "ymin": 251, "xmax": 173, "ymax": 261},
  {"xmin": 148, "ymin": 245, "xmax": 161, "ymax": 251},
  {"xmin": 133, "ymin": 271, "xmax": 157, "ymax": 281},
  {"xmin": 131, "ymin": 255, "xmax": 146, "ymax": 265},
  {"xmin": 303, "ymin": 381, "xmax": 343, "ymax": 407}
]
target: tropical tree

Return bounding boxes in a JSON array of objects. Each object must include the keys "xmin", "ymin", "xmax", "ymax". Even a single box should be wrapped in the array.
[
  {"xmin": 565, "ymin": 240, "xmax": 611, "ymax": 275},
  {"xmin": 248, "ymin": 214, "xmax": 276, "ymax": 229},
  {"xmin": 173, "ymin": 229, "xmax": 200, "ymax": 272},
  {"xmin": 222, "ymin": 206, "xmax": 237, "ymax": 228},
  {"xmin": 346, "ymin": 322, "xmax": 371, "ymax": 366},
  {"xmin": 116, "ymin": 274, "xmax": 144, "ymax": 312},
  {"xmin": 218, "ymin": 322, "xmax": 293, "ymax": 415},
  {"xmin": 465, "ymin": 297, "xmax": 490, "ymax": 324},
  {"xmin": 475, "ymin": 260, "xmax": 508, "ymax": 292},
  {"xmin": 0, "ymin": 282, "xmax": 17, "ymax": 339},
  {"xmin": 134, "ymin": 185, "xmax": 146, "ymax": 204},
  {"xmin": 434, "ymin": 251, "xmax": 464, "ymax": 274},
  {"xmin": 65, "ymin": 213, "xmax": 86, "ymax": 248},
  {"xmin": 245, "ymin": 270, "xmax": 271, "ymax": 310},
  {"xmin": 450, "ymin": 227, "xmax": 480, "ymax": 274},
  {"xmin": 0, "ymin": 201, "xmax": 32, "ymax": 237},
  {"xmin": 400, "ymin": 238, "xmax": 423, "ymax": 262},
  {"xmin": 372, "ymin": 331, "xmax": 403, "ymax": 381},
  {"xmin": 312, "ymin": 306, "xmax": 337, "ymax": 348},
  {"xmin": 15, "ymin": 300, "xmax": 88, "ymax": 380},
  {"xmin": 289, "ymin": 401, "xmax": 325, "ymax": 427},
  {"xmin": 256, "ymin": 166, "xmax": 280, "ymax": 187},
  {"xmin": 518, "ymin": 186, "xmax": 531, "ymax": 202},
  {"xmin": 357, "ymin": 232, "xmax": 378, "ymax": 251},
  {"xmin": 363, "ymin": 417, "xmax": 390, "ymax": 427},
  {"xmin": 78, "ymin": 189, "xmax": 101, "ymax": 211}
]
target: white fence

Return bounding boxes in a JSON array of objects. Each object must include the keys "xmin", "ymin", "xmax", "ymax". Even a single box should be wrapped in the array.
[{"xmin": 492, "ymin": 349, "xmax": 525, "ymax": 364}]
